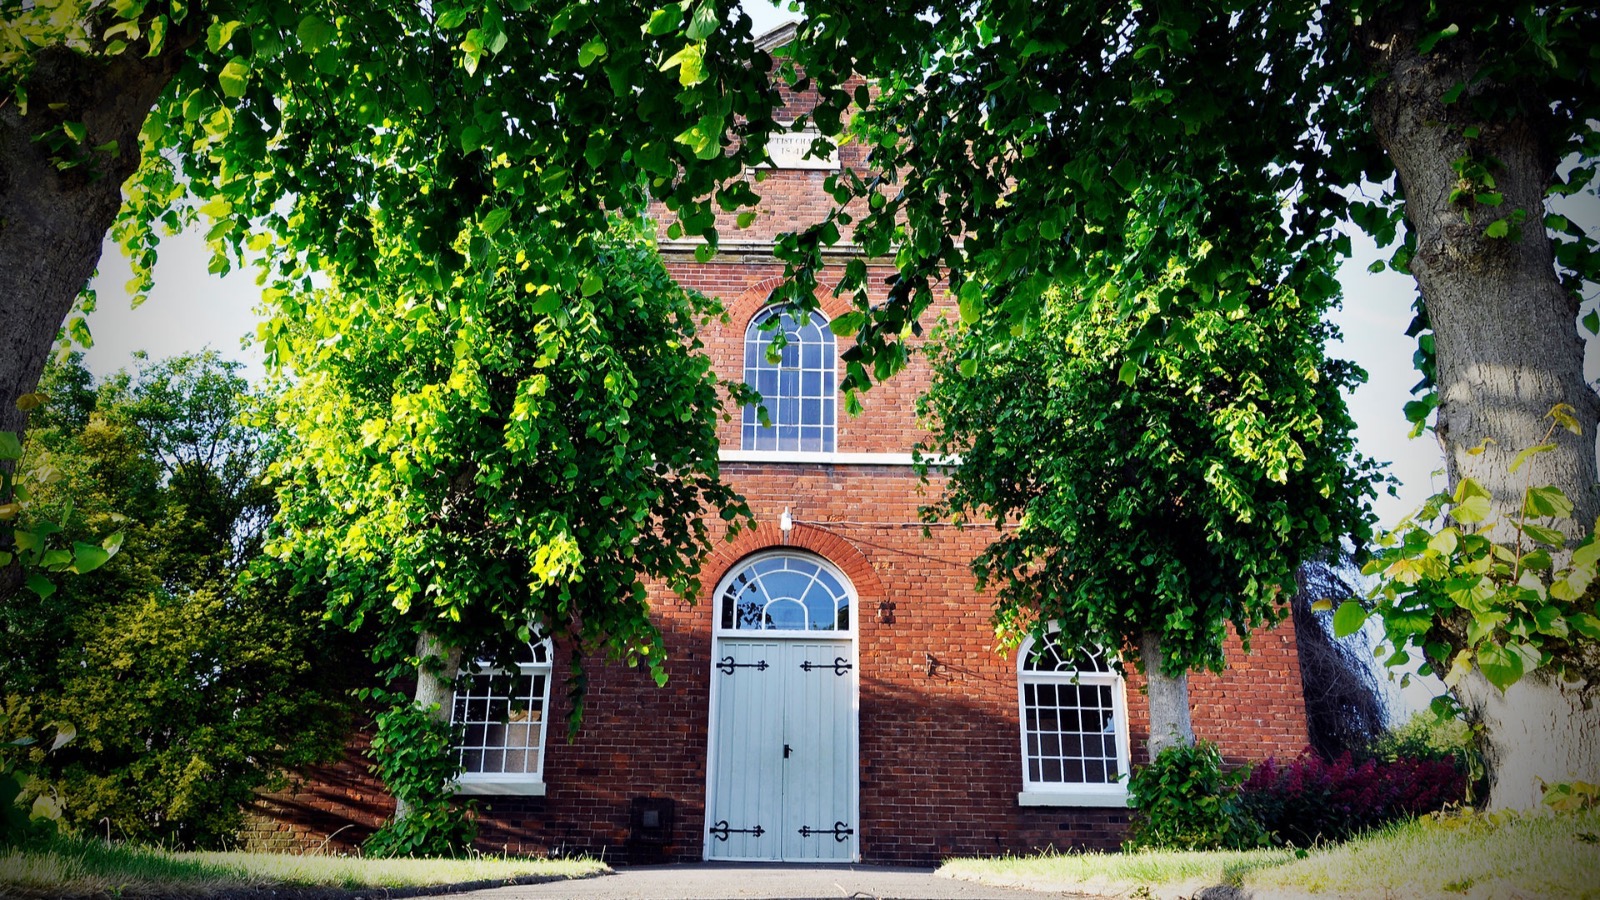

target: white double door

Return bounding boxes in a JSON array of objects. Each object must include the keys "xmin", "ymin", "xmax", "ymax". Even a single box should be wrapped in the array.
[{"xmin": 705, "ymin": 638, "xmax": 857, "ymax": 861}]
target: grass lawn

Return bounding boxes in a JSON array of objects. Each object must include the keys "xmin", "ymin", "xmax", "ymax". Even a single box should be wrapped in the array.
[
  {"xmin": 1247, "ymin": 808, "xmax": 1600, "ymax": 899},
  {"xmin": 0, "ymin": 838, "xmax": 608, "ymax": 898},
  {"xmin": 940, "ymin": 809, "xmax": 1600, "ymax": 900},
  {"xmin": 940, "ymin": 845, "xmax": 1297, "ymax": 899}
]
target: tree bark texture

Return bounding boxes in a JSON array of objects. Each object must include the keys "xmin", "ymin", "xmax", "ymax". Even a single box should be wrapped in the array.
[
  {"xmin": 394, "ymin": 630, "xmax": 462, "ymax": 821},
  {"xmin": 1139, "ymin": 630, "xmax": 1195, "ymax": 757},
  {"xmin": 1456, "ymin": 668, "xmax": 1600, "ymax": 809},
  {"xmin": 0, "ymin": 38, "xmax": 191, "ymax": 595},
  {"xmin": 1363, "ymin": 9, "xmax": 1600, "ymax": 808}
]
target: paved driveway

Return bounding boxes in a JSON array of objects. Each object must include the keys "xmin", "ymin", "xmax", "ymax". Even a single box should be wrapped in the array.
[{"xmin": 445, "ymin": 863, "xmax": 1089, "ymax": 900}]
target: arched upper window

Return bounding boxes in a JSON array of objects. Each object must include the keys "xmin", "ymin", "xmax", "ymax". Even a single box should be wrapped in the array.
[
  {"xmin": 741, "ymin": 307, "xmax": 836, "ymax": 452},
  {"xmin": 1016, "ymin": 628, "xmax": 1129, "ymax": 806},
  {"xmin": 451, "ymin": 638, "xmax": 553, "ymax": 795},
  {"xmin": 717, "ymin": 551, "xmax": 853, "ymax": 633}
]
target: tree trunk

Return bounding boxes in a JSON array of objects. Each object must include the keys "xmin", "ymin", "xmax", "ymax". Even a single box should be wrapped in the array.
[
  {"xmin": 1140, "ymin": 630, "xmax": 1194, "ymax": 757},
  {"xmin": 1456, "ymin": 669, "xmax": 1600, "ymax": 810},
  {"xmin": 0, "ymin": 36, "xmax": 192, "ymax": 596},
  {"xmin": 1363, "ymin": 8, "xmax": 1600, "ymax": 808},
  {"xmin": 394, "ymin": 630, "xmax": 461, "ymax": 821}
]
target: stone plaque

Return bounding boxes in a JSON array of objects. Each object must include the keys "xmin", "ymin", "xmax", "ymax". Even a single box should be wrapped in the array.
[{"xmin": 761, "ymin": 129, "xmax": 839, "ymax": 170}]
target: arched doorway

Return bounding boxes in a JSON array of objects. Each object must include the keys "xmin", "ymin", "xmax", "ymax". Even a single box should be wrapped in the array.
[{"xmin": 703, "ymin": 550, "xmax": 859, "ymax": 862}]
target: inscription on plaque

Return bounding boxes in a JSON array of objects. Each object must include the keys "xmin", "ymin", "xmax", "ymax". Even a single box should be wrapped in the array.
[{"xmin": 760, "ymin": 129, "xmax": 839, "ymax": 170}]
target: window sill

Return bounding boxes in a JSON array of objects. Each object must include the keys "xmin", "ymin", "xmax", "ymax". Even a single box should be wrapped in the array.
[
  {"xmin": 1017, "ymin": 789, "xmax": 1128, "ymax": 808},
  {"xmin": 720, "ymin": 450, "xmax": 919, "ymax": 465},
  {"xmin": 454, "ymin": 779, "xmax": 547, "ymax": 797}
]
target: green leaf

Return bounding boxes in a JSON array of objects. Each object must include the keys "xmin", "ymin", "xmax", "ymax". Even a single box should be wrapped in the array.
[
  {"xmin": 1117, "ymin": 358, "xmax": 1138, "ymax": 386},
  {"xmin": 1532, "ymin": 605, "xmax": 1568, "ymax": 638},
  {"xmin": 24, "ymin": 573, "xmax": 55, "ymax": 600},
  {"xmin": 675, "ymin": 113, "xmax": 721, "ymax": 159},
  {"xmin": 1583, "ymin": 311, "xmax": 1599, "ymax": 335},
  {"xmin": 1028, "ymin": 93, "xmax": 1061, "ymax": 114},
  {"xmin": 662, "ymin": 42, "xmax": 705, "ymax": 86},
  {"xmin": 1332, "ymin": 600, "xmax": 1367, "ymax": 638},
  {"xmin": 217, "ymin": 56, "xmax": 251, "ymax": 99},
  {"xmin": 686, "ymin": 3, "xmax": 719, "ymax": 41},
  {"xmin": 1477, "ymin": 642, "xmax": 1525, "ymax": 690},
  {"xmin": 957, "ymin": 281, "xmax": 982, "ymax": 325},
  {"xmin": 578, "ymin": 37, "xmax": 607, "ymax": 67},
  {"xmin": 529, "ymin": 291, "xmax": 562, "ymax": 315},
  {"xmin": 1569, "ymin": 612, "xmax": 1600, "ymax": 641},
  {"xmin": 1519, "ymin": 549, "xmax": 1552, "ymax": 571},
  {"xmin": 1418, "ymin": 23, "xmax": 1460, "ymax": 55},
  {"xmin": 646, "ymin": 6, "xmax": 683, "ymax": 35},
  {"xmin": 1427, "ymin": 529, "xmax": 1458, "ymax": 555},
  {"xmin": 1548, "ymin": 403, "xmax": 1582, "ymax": 435},
  {"xmin": 102, "ymin": 531, "xmax": 125, "ymax": 556},
  {"xmin": 1524, "ymin": 485, "xmax": 1574, "ymax": 519},
  {"xmin": 62, "ymin": 121, "xmax": 86, "ymax": 143},
  {"xmin": 1484, "ymin": 218, "xmax": 1510, "ymax": 239},
  {"xmin": 71, "ymin": 541, "xmax": 112, "ymax": 574},
  {"xmin": 436, "ymin": 8, "xmax": 470, "ymax": 29},
  {"xmin": 581, "ymin": 273, "xmax": 603, "ymax": 297},
  {"xmin": 482, "ymin": 207, "xmax": 512, "ymax": 236},
  {"xmin": 1509, "ymin": 443, "xmax": 1557, "ymax": 474},
  {"xmin": 49, "ymin": 722, "xmax": 76, "ymax": 751},
  {"xmin": 1452, "ymin": 495, "xmax": 1492, "ymax": 524},
  {"xmin": 0, "ymin": 430, "xmax": 21, "ymax": 461},
  {"xmin": 1522, "ymin": 523, "xmax": 1566, "ymax": 547},
  {"xmin": 828, "ymin": 311, "xmax": 864, "ymax": 338},
  {"xmin": 297, "ymin": 14, "xmax": 336, "ymax": 50}
]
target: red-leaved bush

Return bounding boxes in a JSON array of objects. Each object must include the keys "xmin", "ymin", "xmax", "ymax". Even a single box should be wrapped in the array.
[{"xmin": 1237, "ymin": 750, "xmax": 1466, "ymax": 846}]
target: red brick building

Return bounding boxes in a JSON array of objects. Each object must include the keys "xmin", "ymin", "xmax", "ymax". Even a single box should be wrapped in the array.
[{"xmin": 244, "ymin": 25, "xmax": 1308, "ymax": 864}]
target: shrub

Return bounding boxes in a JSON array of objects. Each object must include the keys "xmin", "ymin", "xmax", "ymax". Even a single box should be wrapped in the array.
[
  {"xmin": 1125, "ymin": 740, "xmax": 1265, "ymax": 851},
  {"xmin": 1238, "ymin": 749, "xmax": 1466, "ymax": 846},
  {"xmin": 1367, "ymin": 710, "xmax": 1479, "ymax": 765},
  {"xmin": 364, "ymin": 699, "xmax": 476, "ymax": 858}
]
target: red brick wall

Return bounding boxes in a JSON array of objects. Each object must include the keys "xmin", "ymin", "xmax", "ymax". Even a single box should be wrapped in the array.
[
  {"xmin": 243, "ymin": 59, "xmax": 1309, "ymax": 864},
  {"xmin": 241, "ymin": 723, "xmax": 392, "ymax": 854},
  {"xmin": 245, "ymin": 466, "xmax": 1308, "ymax": 862}
]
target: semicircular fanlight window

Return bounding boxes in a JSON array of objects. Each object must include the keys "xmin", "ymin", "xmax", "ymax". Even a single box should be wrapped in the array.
[{"xmin": 719, "ymin": 553, "xmax": 852, "ymax": 632}]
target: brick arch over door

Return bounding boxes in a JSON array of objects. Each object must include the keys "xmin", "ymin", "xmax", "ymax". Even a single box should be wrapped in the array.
[{"xmin": 699, "ymin": 522, "xmax": 886, "ymax": 618}]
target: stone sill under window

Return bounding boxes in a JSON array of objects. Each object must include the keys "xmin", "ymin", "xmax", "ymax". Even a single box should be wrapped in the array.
[
  {"xmin": 455, "ymin": 779, "xmax": 547, "ymax": 797},
  {"xmin": 1017, "ymin": 789, "xmax": 1128, "ymax": 808}
]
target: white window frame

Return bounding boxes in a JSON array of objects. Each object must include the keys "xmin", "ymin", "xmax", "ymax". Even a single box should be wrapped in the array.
[
  {"xmin": 1016, "ymin": 628, "xmax": 1130, "ymax": 807},
  {"xmin": 712, "ymin": 549, "xmax": 856, "ymax": 637},
  {"xmin": 740, "ymin": 306, "xmax": 837, "ymax": 453},
  {"xmin": 451, "ymin": 638, "xmax": 553, "ymax": 796}
]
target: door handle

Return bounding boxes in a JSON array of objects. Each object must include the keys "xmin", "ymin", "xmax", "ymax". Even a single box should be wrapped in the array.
[{"xmin": 783, "ymin": 743, "xmax": 793, "ymax": 759}]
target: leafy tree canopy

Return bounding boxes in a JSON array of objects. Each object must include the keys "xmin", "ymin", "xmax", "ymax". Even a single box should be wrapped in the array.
[
  {"xmin": 1, "ymin": 352, "xmax": 359, "ymax": 847},
  {"xmin": 265, "ymin": 220, "xmax": 752, "ymax": 716},
  {"xmin": 1, "ymin": 0, "xmax": 788, "ymax": 712},
  {"xmin": 783, "ymin": 1, "xmax": 1596, "ymax": 402},
  {"xmin": 782, "ymin": 0, "xmax": 1598, "ymax": 808},
  {"xmin": 919, "ymin": 257, "xmax": 1381, "ymax": 679},
  {"xmin": 0, "ymin": 1, "xmax": 787, "ymax": 611}
]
